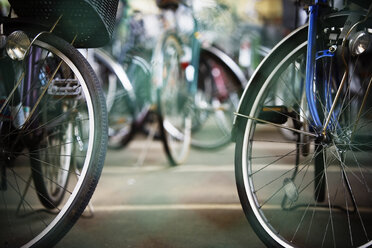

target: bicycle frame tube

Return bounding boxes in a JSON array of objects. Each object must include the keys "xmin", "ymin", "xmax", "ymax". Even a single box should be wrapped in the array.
[{"xmin": 305, "ymin": 0, "xmax": 322, "ymax": 129}]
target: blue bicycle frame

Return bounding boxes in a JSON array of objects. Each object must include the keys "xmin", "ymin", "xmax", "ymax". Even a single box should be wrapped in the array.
[
  {"xmin": 305, "ymin": 0, "xmax": 330, "ymax": 130},
  {"xmin": 305, "ymin": 0, "xmax": 356, "ymax": 134}
]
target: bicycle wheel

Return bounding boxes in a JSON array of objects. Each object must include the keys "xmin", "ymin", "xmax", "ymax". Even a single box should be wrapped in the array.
[
  {"xmin": 235, "ymin": 17, "xmax": 372, "ymax": 248},
  {"xmin": 154, "ymin": 34, "xmax": 191, "ymax": 166},
  {"xmin": 125, "ymin": 55, "xmax": 154, "ymax": 136},
  {"xmin": 94, "ymin": 49, "xmax": 139, "ymax": 149},
  {"xmin": 191, "ymin": 49, "xmax": 242, "ymax": 150},
  {"xmin": 0, "ymin": 32, "xmax": 107, "ymax": 247}
]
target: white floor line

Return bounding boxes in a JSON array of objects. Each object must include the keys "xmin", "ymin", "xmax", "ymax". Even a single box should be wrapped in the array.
[
  {"xmin": 101, "ymin": 165, "xmax": 235, "ymax": 174},
  {"xmin": 89, "ymin": 203, "xmax": 242, "ymax": 212},
  {"xmin": 103, "ymin": 163, "xmax": 369, "ymax": 174},
  {"xmin": 88, "ymin": 203, "xmax": 372, "ymax": 213},
  {"xmin": 3, "ymin": 203, "xmax": 372, "ymax": 213}
]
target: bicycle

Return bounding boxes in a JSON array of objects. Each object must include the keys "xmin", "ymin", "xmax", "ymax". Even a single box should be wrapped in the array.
[
  {"xmin": 191, "ymin": 45, "xmax": 246, "ymax": 150},
  {"xmin": 91, "ymin": 6, "xmax": 156, "ymax": 152},
  {"xmin": 93, "ymin": 48, "xmax": 152, "ymax": 149},
  {"xmin": 233, "ymin": 0, "xmax": 372, "ymax": 247},
  {"xmin": 153, "ymin": 0, "xmax": 246, "ymax": 165},
  {"xmin": 93, "ymin": 3, "xmax": 191, "ymax": 166},
  {"xmin": 94, "ymin": 0, "xmax": 245, "ymax": 165},
  {"xmin": 0, "ymin": 0, "xmax": 117, "ymax": 247},
  {"xmin": 94, "ymin": 3, "xmax": 185, "ymax": 165}
]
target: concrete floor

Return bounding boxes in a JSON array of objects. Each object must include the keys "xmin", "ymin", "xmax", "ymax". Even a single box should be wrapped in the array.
[{"xmin": 56, "ymin": 136, "xmax": 265, "ymax": 248}]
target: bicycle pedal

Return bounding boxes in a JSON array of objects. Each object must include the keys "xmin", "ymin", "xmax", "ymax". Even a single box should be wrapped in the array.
[{"xmin": 48, "ymin": 79, "xmax": 81, "ymax": 97}]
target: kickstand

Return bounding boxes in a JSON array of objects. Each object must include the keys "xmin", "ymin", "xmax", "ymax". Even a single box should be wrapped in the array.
[
  {"xmin": 134, "ymin": 122, "xmax": 158, "ymax": 167},
  {"xmin": 16, "ymin": 174, "xmax": 32, "ymax": 215},
  {"xmin": 75, "ymin": 167, "xmax": 95, "ymax": 218}
]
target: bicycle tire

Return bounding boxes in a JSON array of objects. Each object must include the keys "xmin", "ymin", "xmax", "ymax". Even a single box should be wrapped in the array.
[
  {"xmin": 154, "ymin": 33, "xmax": 191, "ymax": 166},
  {"xmin": 0, "ymin": 32, "xmax": 107, "ymax": 247},
  {"xmin": 235, "ymin": 14, "xmax": 372, "ymax": 248}
]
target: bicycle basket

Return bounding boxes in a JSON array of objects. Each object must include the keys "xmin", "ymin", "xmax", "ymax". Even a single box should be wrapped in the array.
[{"xmin": 8, "ymin": 0, "xmax": 119, "ymax": 48}]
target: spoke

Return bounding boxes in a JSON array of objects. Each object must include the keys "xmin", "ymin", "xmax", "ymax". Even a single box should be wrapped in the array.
[
  {"xmin": 342, "ymin": 165, "xmax": 354, "ymax": 246},
  {"xmin": 261, "ymin": 80, "xmax": 305, "ymax": 123},
  {"xmin": 352, "ymin": 76, "xmax": 372, "ymax": 136},
  {"xmin": 351, "ymin": 118, "xmax": 372, "ymax": 131},
  {"xmin": 10, "ymin": 168, "xmax": 28, "ymax": 217},
  {"xmin": 234, "ymin": 112, "xmax": 318, "ymax": 137},
  {"xmin": 322, "ymin": 71, "xmax": 348, "ymax": 134},
  {"xmin": 322, "ymin": 147, "xmax": 336, "ymax": 248},
  {"xmin": 0, "ymin": 72, "xmax": 25, "ymax": 115},
  {"xmin": 28, "ymin": 150, "xmax": 85, "ymax": 158},
  {"xmin": 21, "ymin": 86, "xmax": 83, "ymax": 137},
  {"xmin": 22, "ymin": 153, "xmax": 78, "ymax": 180},
  {"xmin": 1, "ymin": 183, "xmax": 15, "ymax": 241},
  {"xmin": 271, "ymin": 77, "xmax": 318, "ymax": 131},
  {"xmin": 254, "ymin": 166, "xmax": 296, "ymax": 193},
  {"xmin": 259, "ymin": 184, "xmax": 286, "ymax": 208},
  {"xmin": 255, "ymin": 146, "xmax": 318, "ymax": 194},
  {"xmin": 251, "ymin": 138, "xmax": 314, "ymax": 145},
  {"xmin": 22, "ymin": 60, "xmax": 64, "ymax": 128},
  {"xmin": 334, "ymin": 146, "xmax": 370, "ymax": 243},
  {"xmin": 292, "ymin": 197, "xmax": 315, "ymax": 243},
  {"xmin": 2, "ymin": 55, "xmax": 84, "ymax": 140},
  {"xmin": 4, "ymin": 167, "xmax": 51, "ymax": 225},
  {"xmin": 350, "ymin": 152, "xmax": 372, "ymax": 192},
  {"xmin": 297, "ymin": 145, "xmax": 324, "ymax": 193},
  {"xmin": 21, "ymin": 110, "xmax": 77, "ymax": 138},
  {"xmin": 250, "ymin": 148, "xmax": 297, "ymax": 176},
  {"xmin": 305, "ymin": 199, "xmax": 319, "ymax": 244},
  {"xmin": 329, "ymin": 149, "xmax": 372, "ymax": 190},
  {"xmin": 335, "ymin": 82, "xmax": 368, "ymax": 133},
  {"xmin": 23, "ymin": 107, "xmax": 87, "ymax": 138},
  {"xmin": 27, "ymin": 137, "xmax": 87, "ymax": 156}
]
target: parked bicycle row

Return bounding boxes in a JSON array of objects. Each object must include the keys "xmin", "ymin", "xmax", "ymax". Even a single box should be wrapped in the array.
[{"xmin": 1, "ymin": 0, "xmax": 372, "ymax": 247}]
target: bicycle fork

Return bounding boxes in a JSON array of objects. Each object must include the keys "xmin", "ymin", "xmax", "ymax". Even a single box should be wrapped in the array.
[{"xmin": 306, "ymin": 1, "xmax": 372, "ymax": 136}]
